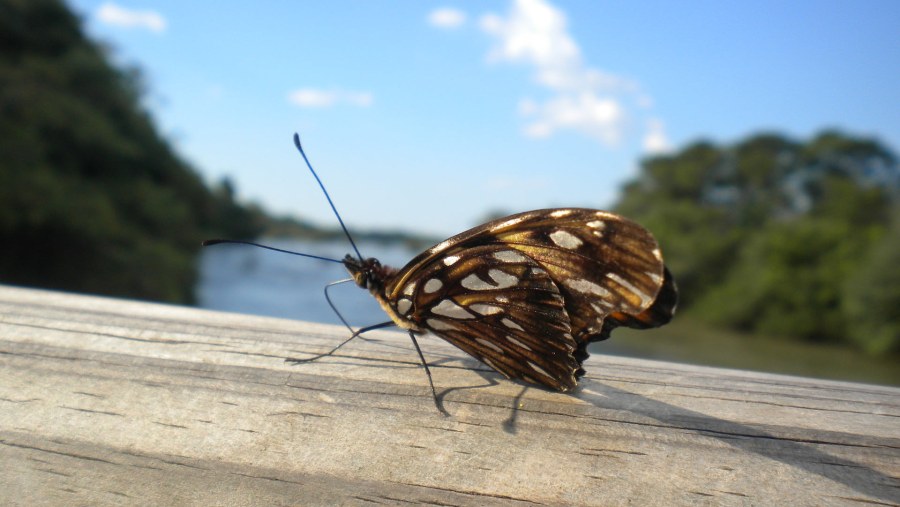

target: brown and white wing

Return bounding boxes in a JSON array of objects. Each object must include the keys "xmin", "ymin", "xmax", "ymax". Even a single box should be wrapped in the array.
[
  {"xmin": 391, "ymin": 208, "xmax": 673, "ymax": 342},
  {"xmin": 386, "ymin": 243, "xmax": 581, "ymax": 391},
  {"xmin": 483, "ymin": 208, "xmax": 672, "ymax": 342},
  {"xmin": 379, "ymin": 208, "xmax": 675, "ymax": 390}
]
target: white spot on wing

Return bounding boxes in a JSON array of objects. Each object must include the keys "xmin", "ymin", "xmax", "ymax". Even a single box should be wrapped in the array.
[
  {"xmin": 427, "ymin": 318, "xmax": 458, "ymax": 331},
  {"xmin": 424, "ymin": 278, "xmax": 443, "ymax": 293},
  {"xmin": 493, "ymin": 250, "xmax": 528, "ymax": 263},
  {"xmin": 550, "ymin": 209, "xmax": 573, "ymax": 218},
  {"xmin": 652, "ymin": 248, "xmax": 662, "ymax": 261},
  {"xmin": 528, "ymin": 361, "xmax": 553, "ymax": 379},
  {"xmin": 501, "ymin": 318, "xmax": 524, "ymax": 331},
  {"xmin": 397, "ymin": 299, "xmax": 412, "ymax": 314},
  {"xmin": 431, "ymin": 299, "xmax": 475, "ymax": 319},
  {"xmin": 587, "ymin": 221, "xmax": 605, "ymax": 237},
  {"xmin": 429, "ymin": 239, "xmax": 453, "ymax": 254},
  {"xmin": 607, "ymin": 272, "xmax": 653, "ymax": 307},
  {"xmin": 461, "ymin": 273, "xmax": 493, "ymax": 291},
  {"xmin": 443, "ymin": 255, "xmax": 460, "ymax": 266},
  {"xmin": 461, "ymin": 270, "xmax": 518, "ymax": 290},
  {"xmin": 488, "ymin": 269, "xmax": 518, "ymax": 289},
  {"xmin": 646, "ymin": 271, "xmax": 663, "ymax": 284},
  {"xmin": 476, "ymin": 338, "xmax": 504, "ymax": 353},
  {"xmin": 506, "ymin": 335, "xmax": 532, "ymax": 351},
  {"xmin": 496, "ymin": 296, "xmax": 510, "ymax": 303},
  {"xmin": 470, "ymin": 304, "xmax": 502, "ymax": 315},
  {"xmin": 490, "ymin": 216, "xmax": 526, "ymax": 231},
  {"xmin": 591, "ymin": 302, "xmax": 614, "ymax": 314},
  {"xmin": 549, "ymin": 230, "xmax": 583, "ymax": 249},
  {"xmin": 567, "ymin": 278, "xmax": 611, "ymax": 297},
  {"xmin": 402, "ymin": 282, "xmax": 416, "ymax": 296}
]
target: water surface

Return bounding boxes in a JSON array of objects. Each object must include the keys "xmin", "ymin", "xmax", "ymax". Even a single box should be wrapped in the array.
[{"xmin": 197, "ymin": 239, "xmax": 899, "ymax": 386}]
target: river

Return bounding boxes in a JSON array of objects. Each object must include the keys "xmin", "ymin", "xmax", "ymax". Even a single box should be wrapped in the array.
[{"xmin": 197, "ymin": 239, "xmax": 899, "ymax": 386}]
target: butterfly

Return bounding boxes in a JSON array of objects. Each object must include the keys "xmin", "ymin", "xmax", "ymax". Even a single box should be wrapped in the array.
[
  {"xmin": 340, "ymin": 207, "xmax": 677, "ymax": 393},
  {"xmin": 205, "ymin": 134, "xmax": 677, "ymax": 412}
]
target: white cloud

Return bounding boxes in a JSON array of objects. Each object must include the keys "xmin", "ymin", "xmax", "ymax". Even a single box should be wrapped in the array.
[
  {"xmin": 96, "ymin": 3, "xmax": 166, "ymax": 33},
  {"xmin": 643, "ymin": 118, "xmax": 672, "ymax": 154},
  {"xmin": 480, "ymin": 0, "xmax": 579, "ymax": 84},
  {"xmin": 480, "ymin": 0, "xmax": 659, "ymax": 147},
  {"xmin": 428, "ymin": 8, "xmax": 467, "ymax": 29},
  {"xmin": 287, "ymin": 89, "xmax": 373, "ymax": 108},
  {"xmin": 522, "ymin": 93, "xmax": 624, "ymax": 145}
]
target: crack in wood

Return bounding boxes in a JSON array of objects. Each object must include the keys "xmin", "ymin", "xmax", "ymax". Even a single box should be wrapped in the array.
[
  {"xmin": 385, "ymin": 480, "xmax": 547, "ymax": 505},
  {"xmin": 59, "ymin": 406, "xmax": 124, "ymax": 417},
  {"xmin": 669, "ymin": 392, "xmax": 900, "ymax": 416},
  {"xmin": 1, "ymin": 439, "xmax": 118, "ymax": 466},
  {"xmin": 152, "ymin": 421, "xmax": 189, "ymax": 429}
]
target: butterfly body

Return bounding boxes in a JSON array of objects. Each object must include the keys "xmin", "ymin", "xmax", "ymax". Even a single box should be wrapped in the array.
[
  {"xmin": 343, "ymin": 255, "xmax": 422, "ymax": 332},
  {"xmin": 342, "ymin": 208, "xmax": 677, "ymax": 392}
]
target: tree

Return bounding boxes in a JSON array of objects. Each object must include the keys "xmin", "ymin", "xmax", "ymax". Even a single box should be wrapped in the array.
[
  {"xmin": 843, "ymin": 208, "xmax": 900, "ymax": 354},
  {"xmin": 0, "ymin": 0, "xmax": 265, "ymax": 303},
  {"xmin": 614, "ymin": 130, "xmax": 899, "ymax": 353}
]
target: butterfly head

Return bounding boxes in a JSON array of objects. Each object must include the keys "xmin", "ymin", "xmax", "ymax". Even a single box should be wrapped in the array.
[{"xmin": 343, "ymin": 255, "xmax": 394, "ymax": 292}]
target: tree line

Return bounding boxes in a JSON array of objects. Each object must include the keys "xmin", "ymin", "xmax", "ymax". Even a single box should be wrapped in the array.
[
  {"xmin": 0, "ymin": 0, "xmax": 266, "ymax": 303},
  {"xmin": 615, "ymin": 131, "xmax": 899, "ymax": 354}
]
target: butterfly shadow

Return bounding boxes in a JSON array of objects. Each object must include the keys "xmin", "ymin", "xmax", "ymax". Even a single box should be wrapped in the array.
[
  {"xmin": 423, "ymin": 357, "xmax": 505, "ymax": 414},
  {"xmin": 501, "ymin": 386, "xmax": 531, "ymax": 434},
  {"xmin": 577, "ymin": 381, "xmax": 898, "ymax": 503},
  {"xmin": 431, "ymin": 357, "xmax": 532, "ymax": 433}
]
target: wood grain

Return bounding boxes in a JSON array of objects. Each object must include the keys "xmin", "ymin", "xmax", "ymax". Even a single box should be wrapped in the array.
[{"xmin": 1, "ymin": 284, "xmax": 898, "ymax": 506}]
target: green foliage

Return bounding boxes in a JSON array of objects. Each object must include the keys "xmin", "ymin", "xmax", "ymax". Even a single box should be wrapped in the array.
[
  {"xmin": 842, "ymin": 210, "xmax": 900, "ymax": 354},
  {"xmin": 698, "ymin": 219, "xmax": 863, "ymax": 342},
  {"xmin": 0, "ymin": 0, "xmax": 265, "ymax": 303},
  {"xmin": 616, "ymin": 130, "xmax": 899, "ymax": 354}
]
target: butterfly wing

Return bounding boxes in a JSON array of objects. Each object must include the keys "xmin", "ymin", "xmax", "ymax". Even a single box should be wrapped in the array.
[
  {"xmin": 385, "ymin": 242, "xmax": 581, "ymax": 390},
  {"xmin": 380, "ymin": 208, "xmax": 674, "ymax": 390},
  {"xmin": 478, "ymin": 209, "xmax": 672, "ymax": 341}
]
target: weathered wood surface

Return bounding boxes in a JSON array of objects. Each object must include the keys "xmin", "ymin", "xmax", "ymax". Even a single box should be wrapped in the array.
[{"xmin": 0, "ymin": 284, "xmax": 897, "ymax": 506}]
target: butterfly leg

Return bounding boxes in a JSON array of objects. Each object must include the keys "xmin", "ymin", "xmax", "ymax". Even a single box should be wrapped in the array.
[
  {"xmin": 285, "ymin": 320, "xmax": 396, "ymax": 364},
  {"xmin": 408, "ymin": 331, "xmax": 449, "ymax": 416},
  {"xmin": 323, "ymin": 278, "xmax": 355, "ymax": 335}
]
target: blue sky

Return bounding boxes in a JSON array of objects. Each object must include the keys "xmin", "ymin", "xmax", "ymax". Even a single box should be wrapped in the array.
[{"xmin": 68, "ymin": 0, "xmax": 900, "ymax": 237}]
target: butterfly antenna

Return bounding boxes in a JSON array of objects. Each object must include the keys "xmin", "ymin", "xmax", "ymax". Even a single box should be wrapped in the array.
[
  {"xmin": 202, "ymin": 239, "xmax": 344, "ymax": 264},
  {"xmin": 293, "ymin": 133, "xmax": 364, "ymax": 261}
]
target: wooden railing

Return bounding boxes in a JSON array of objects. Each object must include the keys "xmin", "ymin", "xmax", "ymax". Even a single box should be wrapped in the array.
[{"xmin": 1, "ymin": 284, "xmax": 897, "ymax": 506}]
